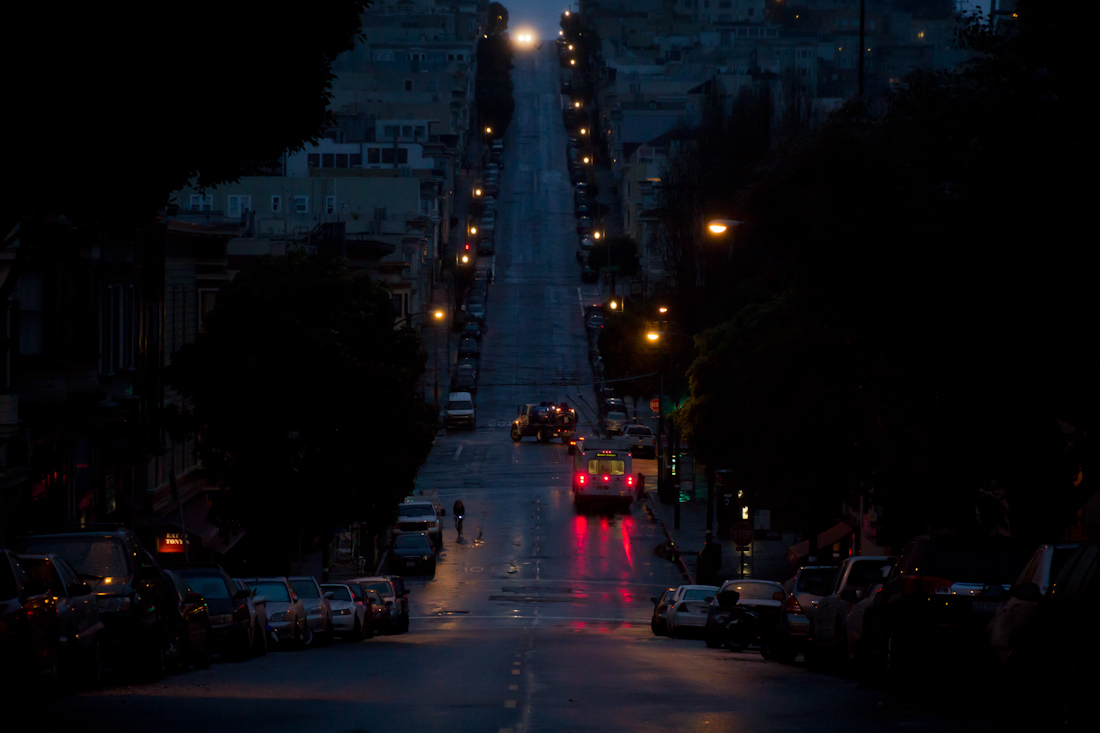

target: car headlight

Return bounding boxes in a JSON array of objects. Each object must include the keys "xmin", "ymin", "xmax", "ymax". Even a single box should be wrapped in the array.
[
  {"xmin": 210, "ymin": 614, "xmax": 235, "ymax": 624},
  {"xmin": 334, "ymin": 609, "xmax": 352, "ymax": 616},
  {"xmin": 270, "ymin": 612, "xmax": 288, "ymax": 621},
  {"xmin": 97, "ymin": 596, "xmax": 132, "ymax": 614}
]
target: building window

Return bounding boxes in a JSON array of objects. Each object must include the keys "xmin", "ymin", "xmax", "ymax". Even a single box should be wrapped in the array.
[
  {"xmin": 271, "ymin": 195, "xmax": 282, "ymax": 213},
  {"xmin": 402, "ymin": 126, "xmax": 413, "ymax": 138},
  {"xmin": 350, "ymin": 153, "xmax": 362, "ymax": 166},
  {"xmin": 99, "ymin": 283, "xmax": 135, "ymax": 374},
  {"xmin": 16, "ymin": 272, "xmax": 44, "ymax": 356},
  {"xmin": 294, "ymin": 196, "xmax": 309, "ymax": 213},
  {"xmin": 405, "ymin": 80, "xmax": 413, "ymax": 91},
  {"xmin": 198, "ymin": 288, "xmax": 218, "ymax": 332},
  {"xmin": 189, "ymin": 194, "xmax": 213, "ymax": 212},
  {"xmin": 326, "ymin": 195, "xmax": 335, "ymax": 215},
  {"xmin": 335, "ymin": 153, "xmax": 349, "ymax": 169},
  {"xmin": 307, "ymin": 153, "xmax": 320, "ymax": 167},
  {"xmin": 227, "ymin": 195, "xmax": 251, "ymax": 218},
  {"xmin": 384, "ymin": 125, "xmax": 398, "ymax": 138},
  {"xmin": 381, "ymin": 148, "xmax": 409, "ymax": 164},
  {"xmin": 322, "ymin": 153, "xmax": 334, "ymax": 168},
  {"xmin": 368, "ymin": 148, "xmax": 380, "ymax": 164}
]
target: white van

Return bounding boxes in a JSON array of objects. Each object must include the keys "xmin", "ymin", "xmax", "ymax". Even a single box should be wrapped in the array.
[
  {"xmin": 571, "ymin": 441, "xmax": 635, "ymax": 509},
  {"xmin": 445, "ymin": 392, "xmax": 476, "ymax": 429}
]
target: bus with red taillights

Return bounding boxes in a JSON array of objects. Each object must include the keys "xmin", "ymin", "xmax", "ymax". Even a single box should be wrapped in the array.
[{"xmin": 572, "ymin": 443, "xmax": 635, "ymax": 509}]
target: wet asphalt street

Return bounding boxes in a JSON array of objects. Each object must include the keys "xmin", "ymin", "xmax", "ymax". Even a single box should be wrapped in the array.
[{"xmin": 42, "ymin": 47, "xmax": 1004, "ymax": 733}]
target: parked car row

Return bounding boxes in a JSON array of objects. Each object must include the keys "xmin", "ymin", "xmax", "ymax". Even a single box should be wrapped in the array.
[
  {"xmin": 651, "ymin": 534, "xmax": 1099, "ymax": 724},
  {"xmin": 1, "ymin": 523, "xmax": 415, "ymax": 698}
]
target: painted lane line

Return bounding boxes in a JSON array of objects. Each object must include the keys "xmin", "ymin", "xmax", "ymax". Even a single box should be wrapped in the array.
[
  {"xmin": 453, "ymin": 445, "xmax": 464, "ymax": 460},
  {"xmin": 504, "ymin": 700, "xmax": 517, "ymax": 709},
  {"xmin": 511, "ymin": 669, "xmax": 521, "ymax": 675},
  {"xmin": 509, "ymin": 685, "xmax": 519, "ymax": 691}
]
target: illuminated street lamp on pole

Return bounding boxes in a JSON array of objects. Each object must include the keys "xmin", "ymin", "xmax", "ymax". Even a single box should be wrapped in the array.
[
  {"xmin": 706, "ymin": 218, "xmax": 744, "ymax": 235},
  {"xmin": 646, "ymin": 324, "xmax": 693, "ymax": 531}
]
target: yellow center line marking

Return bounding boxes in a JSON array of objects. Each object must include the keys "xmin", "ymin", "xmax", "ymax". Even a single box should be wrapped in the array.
[
  {"xmin": 511, "ymin": 669, "xmax": 521, "ymax": 675},
  {"xmin": 513, "ymin": 661, "xmax": 521, "ymax": 666},
  {"xmin": 509, "ymin": 684, "xmax": 519, "ymax": 691}
]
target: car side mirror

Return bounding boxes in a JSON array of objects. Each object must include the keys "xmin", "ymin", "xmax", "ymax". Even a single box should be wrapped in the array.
[
  {"xmin": 233, "ymin": 589, "xmax": 251, "ymax": 601},
  {"xmin": 67, "ymin": 581, "xmax": 91, "ymax": 597},
  {"xmin": 291, "ymin": 594, "xmax": 299, "ymax": 603},
  {"xmin": 840, "ymin": 588, "xmax": 860, "ymax": 604},
  {"xmin": 185, "ymin": 592, "xmax": 204, "ymax": 605},
  {"xmin": 1010, "ymin": 582, "xmax": 1042, "ymax": 603}
]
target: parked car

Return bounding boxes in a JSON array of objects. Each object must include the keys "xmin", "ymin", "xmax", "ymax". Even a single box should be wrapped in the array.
[
  {"xmin": 703, "ymin": 579, "xmax": 785, "ymax": 650},
  {"xmin": 997, "ymin": 542, "xmax": 1100, "ymax": 726},
  {"xmin": 576, "ymin": 216, "xmax": 592, "ymax": 234},
  {"xmin": 350, "ymin": 576, "xmax": 409, "ymax": 633},
  {"xmin": 581, "ymin": 264, "xmax": 598, "ymax": 282},
  {"xmin": 773, "ymin": 565, "xmax": 836, "ymax": 662},
  {"xmin": 806, "ymin": 555, "xmax": 895, "ymax": 669},
  {"xmin": 360, "ymin": 588, "xmax": 389, "ymax": 636},
  {"xmin": 665, "ymin": 584, "xmax": 721, "ymax": 638},
  {"xmin": 462, "ymin": 321, "xmax": 483, "ymax": 341},
  {"xmin": 445, "ymin": 392, "xmax": 477, "ymax": 430},
  {"xmin": 987, "ymin": 542, "xmax": 1079, "ymax": 666},
  {"xmin": 242, "ymin": 577, "xmax": 307, "ymax": 648},
  {"xmin": 1, "ymin": 549, "xmax": 60, "ymax": 693},
  {"xmin": 649, "ymin": 588, "xmax": 676, "ymax": 636},
  {"xmin": 19, "ymin": 553, "xmax": 105, "ymax": 686},
  {"xmin": 458, "ymin": 337, "xmax": 480, "ymax": 359},
  {"xmin": 451, "ymin": 370, "xmax": 478, "ymax": 394},
  {"xmin": 477, "ymin": 233, "xmax": 495, "ymax": 255},
  {"xmin": 232, "ymin": 578, "xmax": 270, "ymax": 655},
  {"xmin": 623, "ymin": 425, "xmax": 656, "ymax": 458},
  {"xmin": 598, "ymin": 397, "xmax": 626, "ymax": 418},
  {"xmin": 289, "ymin": 576, "xmax": 334, "ymax": 646},
  {"xmin": 175, "ymin": 566, "xmax": 253, "ymax": 659},
  {"xmin": 163, "ymin": 569, "xmax": 212, "ymax": 670},
  {"xmin": 14, "ymin": 525, "xmax": 179, "ymax": 677},
  {"xmin": 845, "ymin": 574, "xmax": 887, "ymax": 666},
  {"xmin": 858, "ymin": 534, "xmax": 1034, "ymax": 685},
  {"xmin": 389, "ymin": 532, "xmax": 436, "ymax": 576},
  {"xmin": 392, "ymin": 499, "xmax": 444, "ymax": 549},
  {"xmin": 319, "ymin": 583, "xmax": 367, "ymax": 640}
]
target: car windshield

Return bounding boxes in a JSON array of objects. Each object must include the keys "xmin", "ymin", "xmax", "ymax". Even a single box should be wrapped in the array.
[
  {"xmin": 365, "ymin": 590, "xmax": 384, "ymax": 603},
  {"xmin": 395, "ymin": 534, "xmax": 431, "ymax": 550},
  {"xmin": 18, "ymin": 536, "xmax": 131, "ymax": 581},
  {"xmin": 626, "ymin": 427, "xmax": 652, "ymax": 436},
  {"xmin": 398, "ymin": 504, "xmax": 432, "ymax": 517},
  {"xmin": 587, "ymin": 459, "xmax": 625, "ymax": 475},
  {"xmin": 290, "ymin": 579, "xmax": 319, "ymax": 598},
  {"xmin": 723, "ymin": 582, "xmax": 780, "ymax": 600},
  {"xmin": 796, "ymin": 568, "xmax": 836, "ymax": 596},
  {"xmin": 322, "ymin": 585, "xmax": 353, "ymax": 602},
  {"xmin": 683, "ymin": 588, "xmax": 718, "ymax": 602},
  {"xmin": 447, "ymin": 401, "xmax": 474, "ymax": 410},
  {"xmin": 251, "ymin": 580, "xmax": 291, "ymax": 602},
  {"xmin": 180, "ymin": 573, "xmax": 233, "ymax": 599},
  {"xmin": 847, "ymin": 560, "xmax": 894, "ymax": 589},
  {"xmin": 20, "ymin": 557, "xmax": 65, "ymax": 596},
  {"xmin": 365, "ymin": 582, "xmax": 392, "ymax": 596}
]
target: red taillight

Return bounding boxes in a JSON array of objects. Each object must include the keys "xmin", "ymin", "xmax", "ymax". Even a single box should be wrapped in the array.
[
  {"xmin": 577, "ymin": 474, "xmax": 586, "ymax": 485},
  {"xmin": 784, "ymin": 595, "xmax": 805, "ymax": 615},
  {"xmin": 465, "ymin": 243, "xmax": 470, "ymax": 250},
  {"xmin": 626, "ymin": 475, "xmax": 634, "ymax": 486},
  {"xmin": 603, "ymin": 475, "xmax": 610, "ymax": 482}
]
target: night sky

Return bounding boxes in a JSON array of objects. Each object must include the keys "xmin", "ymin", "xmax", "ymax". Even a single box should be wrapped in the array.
[{"xmin": 504, "ymin": 0, "xmax": 576, "ymax": 41}]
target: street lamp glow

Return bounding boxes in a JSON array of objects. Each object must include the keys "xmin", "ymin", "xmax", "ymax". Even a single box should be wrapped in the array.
[
  {"xmin": 583, "ymin": 156, "xmax": 590, "ymax": 164},
  {"xmin": 647, "ymin": 331, "xmax": 660, "ymax": 341},
  {"xmin": 593, "ymin": 231, "xmax": 600, "ymax": 239},
  {"xmin": 461, "ymin": 254, "xmax": 469, "ymax": 263},
  {"xmin": 658, "ymin": 306, "xmax": 668, "ymax": 314},
  {"xmin": 609, "ymin": 300, "xmax": 618, "ymax": 310},
  {"xmin": 570, "ymin": 59, "xmax": 575, "ymax": 66},
  {"xmin": 574, "ymin": 101, "xmax": 581, "ymax": 108},
  {"xmin": 434, "ymin": 310, "xmax": 444, "ymax": 320},
  {"xmin": 580, "ymin": 128, "xmax": 587, "ymax": 135},
  {"xmin": 474, "ymin": 188, "xmax": 482, "ymax": 196},
  {"xmin": 469, "ymin": 225, "xmax": 477, "ymax": 234},
  {"xmin": 707, "ymin": 218, "xmax": 744, "ymax": 235},
  {"xmin": 485, "ymin": 126, "xmax": 492, "ymax": 135},
  {"xmin": 568, "ymin": 44, "xmax": 574, "ymax": 51}
]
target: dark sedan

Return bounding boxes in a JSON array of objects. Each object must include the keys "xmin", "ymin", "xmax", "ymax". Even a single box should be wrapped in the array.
[
  {"xmin": 174, "ymin": 566, "xmax": 253, "ymax": 659},
  {"xmin": 19, "ymin": 553, "xmax": 105, "ymax": 687},
  {"xmin": 1, "ymin": 549, "xmax": 59, "ymax": 694},
  {"xmin": 458, "ymin": 337, "xmax": 480, "ymax": 359},
  {"xmin": 389, "ymin": 532, "xmax": 436, "ymax": 576},
  {"xmin": 164, "ymin": 570, "xmax": 211, "ymax": 670}
]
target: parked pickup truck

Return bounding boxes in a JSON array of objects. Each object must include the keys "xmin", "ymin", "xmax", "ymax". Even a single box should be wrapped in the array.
[
  {"xmin": 510, "ymin": 402, "xmax": 577, "ymax": 444},
  {"xmin": 624, "ymin": 424, "xmax": 656, "ymax": 458}
]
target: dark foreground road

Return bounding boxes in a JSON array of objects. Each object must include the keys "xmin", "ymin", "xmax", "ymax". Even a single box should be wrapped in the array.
[{"xmin": 43, "ymin": 46, "xmax": 1003, "ymax": 733}]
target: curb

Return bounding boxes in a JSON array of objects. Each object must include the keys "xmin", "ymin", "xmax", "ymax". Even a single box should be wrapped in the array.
[{"xmin": 645, "ymin": 493, "xmax": 693, "ymax": 584}]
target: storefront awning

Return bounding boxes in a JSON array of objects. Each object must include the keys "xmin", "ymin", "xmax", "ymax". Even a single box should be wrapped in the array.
[{"xmin": 785, "ymin": 521, "xmax": 853, "ymax": 566}]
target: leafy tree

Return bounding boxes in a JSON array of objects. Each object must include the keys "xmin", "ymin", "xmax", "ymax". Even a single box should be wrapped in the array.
[
  {"xmin": 488, "ymin": 2, "xmax": 510, "ymax": 35},
  {"xmin": 1, "ymin": 2, "xmax": 369, "ymax": 295},
  {"xmin": 168, "ymin": 251, "xmax": 436, "ymax": 566},
  {"xmin": 678, "ymin": 1, "xmax": 1099, "ymax": 545},
  {"xmin": 596, "ymin": 309, "xmax": 659, "ymax": 402}
]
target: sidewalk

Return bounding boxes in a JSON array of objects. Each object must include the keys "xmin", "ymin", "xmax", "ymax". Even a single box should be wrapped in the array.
[{"xmin": 640, "ymin": 461, "xmax": 796, "ymax": 587}]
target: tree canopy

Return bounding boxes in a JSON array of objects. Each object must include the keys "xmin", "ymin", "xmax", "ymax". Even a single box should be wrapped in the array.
[
  {"xmin": 2, "ymin": 2, "xmax": 367, "ymax": 241},
  {"xmin": 168, "ymin": 251, "xmax": 436, "ymax": 560},
  {"xmin": 677, "ymin": 1, "xmax": 1098, "ymax": 545}
]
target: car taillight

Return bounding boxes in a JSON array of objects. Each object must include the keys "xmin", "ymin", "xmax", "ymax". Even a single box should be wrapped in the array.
[
  {"xmin": 626, "ymin": 476, "xmax": 634, "ymax": 486},
  {"xmin": 603, "ymin": 475, "xmax": 610, "ymax": 482},
  {"xmin": 901, "ymin": 575, "xmax": 954, "ymax": 596},
  {"xmin": 577, "ymin": 474, "xmax": 586, "ymax": 485},
  {"xmin": 784, "ymin": 595, "xmax": 805, "ymax": 615}
]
